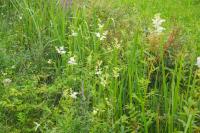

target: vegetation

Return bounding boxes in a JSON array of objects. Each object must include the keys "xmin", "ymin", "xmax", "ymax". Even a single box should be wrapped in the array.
[{"xmin": 0, "ymin": 0, "xmax": 200, "ymax": 132}]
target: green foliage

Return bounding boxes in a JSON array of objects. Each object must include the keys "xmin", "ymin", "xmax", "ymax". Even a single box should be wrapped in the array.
[{"xmin": 0, "ymin": 0, "xmax": 200, "ymax": 132}]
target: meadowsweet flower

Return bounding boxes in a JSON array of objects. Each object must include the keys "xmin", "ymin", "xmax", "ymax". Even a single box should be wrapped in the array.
[
  {"xmin": 152, "ymin": 13, "xmax": 165, "ymax": 34},
  {"xmin": 97, "ymin": 19, "xmax": 104, "ymax": 29},
  {"xmin": 70, "ymin": 91, "xmax": 78, "ymax": 99},
  {"xmin": 55, "ymin": 46, "xmax": 66, "ymax": 55},
  {"xmin": 100, "ymin": 77, "xmax": 107, "ymax": 87},
  {"xmin": 68, "ymin": 56, "xmax": 77, "ymax": 65},
  {"xmin": 95, "ymin": 68, "xmax": 102, "ymax": 75},
  {"xmin": 100, "ymin": 74, "xmax": 109, "ymax": 87},
  {"xmin": 19, "ymin": 16, "xmax": 22, "ymax": 20},
  {"xmin": 92, "ymin": 110, "xmax": 98, "ymax": 115},
  {"xmin": 70, "ymin": 30, "xmax": 78, "ymax": 37},
  {"xmin": 92, "ymin": 108, "xmax": 99, "ymax": 115},
  {"xmin": 63, "ymin": 90, "xmax": 68, "ymax": 97},
  {"xmin": 95, "ymin": 32, "xmax": 101, "ymax": 38},
  {"xmin": 113, "ymin": 38, "xmax": 121, "ymax": 49},
  {"xmin": 196, "ymin": 57, "xmax": 200, "ymax": 68},
  {"xmin": 98, "ymin": 23, "xmax": 104, "ymax": 29},
  {"xmin": 105, "ymin": 98, "xmax": 112, "ymax": 106},
  {"xmin": 47, "ymin": 59, "xmax": 52, "ymax": 64},
  {"xmin": 100, "ymin": 31, "xmax": 108, "ymax": 41},
  {"xmin": 152, "ymin": 14, "xmax": 165, "ymax": 27},
  {"xmin": 106, "ymin": 46, "xmax": 112, "ymax": 52},
  {"xmin": 100, "ymin": 36, "xmax": 106, "ymax": 41},
  {"xmin": 95, "ymin": 60, "xmax": 103, "ymax": 75},
  {"xmin": 2, "ymin": 78, "xmax": 12, "ymax": 86},
  {"xmin": 95, "ymin": 31, "xmax": 108, "ymax": 41},
  {"xmin": 113, "ymin": 67, "xmax": 120, "ymax": 78},
  {"xmin": 103, "ymin": 31, "xmax": 108, "ymax": 36}
]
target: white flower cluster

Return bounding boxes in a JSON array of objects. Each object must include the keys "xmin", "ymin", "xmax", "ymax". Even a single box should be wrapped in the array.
[
  {"xmin": 68, "ymin": 56, "xmax": 77, "ymax": 65},
  {"xmin": 55, "ymin": 46, "xmax": 66, "ymax": 55},
  {"xmin": 70, "ymin": 91, "xmax": 79, "ymax": 99},
  {"xmin": 94, "ymin": 60, "xmax": 109, "ymax": 87},
  {"xmin": 151, "ymin": 13, "xmax": 166, "ymax": 34},
  {"xmin": 113, "ymin": 38, "xmax": 121, "ymax": 49},
  {"xmin": 55, "ymin": 46, "xmax": 77, "ymax": 65},
  {"xmin": 70, "ymin": 30, "xmax": 78, "ymax": 37},
  {"xmin": 113, "ymin": 67, "xmax": 120, "ymax": 78},
  {"xmin": 2, "ymin": 78, "xmax": 12, "ymax": 86},
  {"xmin": 47, "ymin": 59, "xmax": 52, "ymax": 64},
  {"xmin": 100, "ymin": 73, "xmax": 109, "ymax": 87},
  {"xmin": 92, "ymin": 108, "xmax": 99, "ymax": 115},
  {"xmin": 62, "ymin": 89, "xmax": 78, "ymax": 99},
  {"xmin": 95, "ymin": 31, "xmax": 108, "ymax": 41},
  {"xmin": 95, "ymin": 60, "xmax": 103, "ymax": 75},
  {"xmin": 95, "ymin": 20, "xmax": 108, "ymax": 41}
]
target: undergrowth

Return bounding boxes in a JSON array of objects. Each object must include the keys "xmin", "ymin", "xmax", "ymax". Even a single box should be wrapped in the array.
[{"xmin": 0, "ymin": 0, "xmax": 200, "ymax": 132}]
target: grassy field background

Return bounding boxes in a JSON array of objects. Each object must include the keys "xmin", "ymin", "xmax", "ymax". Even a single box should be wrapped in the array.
[{"xmin": 0, "ymin": 0, "xmax": 200, "ymax": 132}]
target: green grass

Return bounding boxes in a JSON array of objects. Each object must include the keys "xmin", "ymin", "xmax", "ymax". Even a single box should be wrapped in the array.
[{"xmin": 0, "ymin": 0, "xmax": 200, "ymax": 132}]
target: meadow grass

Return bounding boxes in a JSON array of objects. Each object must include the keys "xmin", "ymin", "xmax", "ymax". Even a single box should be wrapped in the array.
[{"xmin": 0, "ymin": 0, "xmax": 200, "ymax": 132}]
